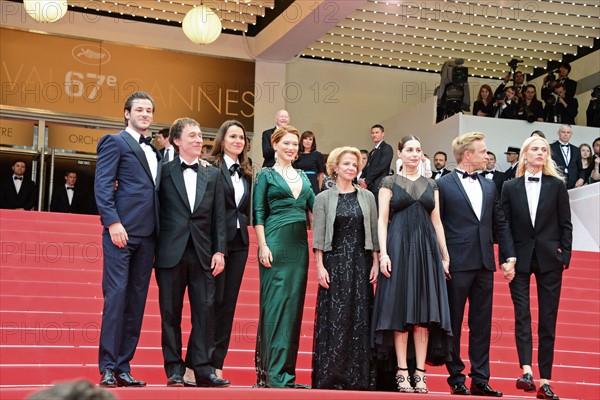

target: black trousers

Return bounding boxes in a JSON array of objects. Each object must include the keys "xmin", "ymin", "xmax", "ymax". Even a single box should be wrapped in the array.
[
  {"xmin": 155, "ymin": 239, "xmax": 215, "ymax": 379},
  {"xmin": 509, "ymin": 256, "xmax": 563, "ymax": 379},
  {"xmin": 213, "ymin": 229, "xmax": 249, "ymax": 369},
  {"xmin": 446, "ymin": 268, "xmax": 494, "ymax": 386}
]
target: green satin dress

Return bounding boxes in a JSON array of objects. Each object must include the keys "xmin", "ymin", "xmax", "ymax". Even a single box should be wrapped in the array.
[{"xmin": 253, "ymin": 167, "xmax": 315, "ymax": 388}]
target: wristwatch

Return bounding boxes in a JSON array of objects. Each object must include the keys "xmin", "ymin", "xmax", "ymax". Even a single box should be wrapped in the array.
[{"xmin": 506, "ymin": 257, "xmax": 517, "ymax": 263}]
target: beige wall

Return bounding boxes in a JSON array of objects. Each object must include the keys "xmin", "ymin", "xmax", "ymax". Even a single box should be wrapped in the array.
[{"xmin": 285, "ymin": 58, "xmax": 499, "ymax": 155}]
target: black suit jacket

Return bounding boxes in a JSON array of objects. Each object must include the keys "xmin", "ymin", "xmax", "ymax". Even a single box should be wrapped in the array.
[
  {"xmin": 159, "ymin": 146, "xmax": 177, "ymax": 163},
  {"xmin": 155, "ymin": 156, "xmax": 227, "ymax": 270},
  {"xmin": 480, "ymin": 170, "xmax": 505, "ymax": 195},
  {"xmin": 492, "ymin": 100, "xmax": 517, "ymax": 119},
  {"xmin": 438, "ymin": 171, "xmax": 515, "ymax": 272},
  {"xmin": 50, "ymin": 185, "xmax": 85, "ymax": 214},
  {"xmin": 550, "ymin": 141, "xmax": 585, "ymax": 189},
  {"xmin": 501, "ymin": 175, "xmax": 572, "ymax": 272},
  {"xmin": 433, "ymin": 168, "xmax": 451, "ymax": 180},
  {"xmin": 362, "ymin": 140, "xmax": 393, "ymax": 192},
  {"xmin": 261, "ymin": 127, "xmax": 276, "ymax": 168},
  {"xmin": 218, "ymin": 162, "xmax": 251, "ymax": 245},
  {"xmin": 0, "ymin": 176, "xmax": 37, "ymax": 210},
  {"xmin": 504, "ymin": 163, "xmax": 518, "ymax": 181}
]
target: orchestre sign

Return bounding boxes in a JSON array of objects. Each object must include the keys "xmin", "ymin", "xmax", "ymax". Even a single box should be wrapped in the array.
[
  {"xmin": 48, "ymin": 125, "xmax": 112, "ymax": 153},
  {"xmin": 0, "ymin": 28, "xmax": 256, "ymax": 130},
  {"xmin": 0, "ymin": 119, "xmax": 35, "ymax": 147}
]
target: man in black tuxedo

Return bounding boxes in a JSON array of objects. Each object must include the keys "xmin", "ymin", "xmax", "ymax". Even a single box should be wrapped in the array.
[
  {"xmin": 543, "ymin": 83, "xmax": 579, "ymax": 125},
  {"xmin": 154, "ymin": 118, "xmax": 228, "ymax": 388},
  {"xmin": 433, "ymin": 151, "xmax": 452, "ymax": 180},
  {"xmin": 358, "ymin": 124, "xmax": 393, "ymax": 202},
  {"xmin": 503, "ymin": 146, "xmax": 520, "ymax": 181},
  {"xmin": 156, "ymin": 128, "xmax": 176, "ymax": 163},
  {"xmin": 438, "ymin": 132, "xmax": 516, "ymax": 396},
  {"xmin": 481, "ymin": 151, "xmax": 505, "ymax": 195},
  {"xmin": 550, "ymin": 125, "xmax": 585, "ymax": 189},
  {"xmin": 0, "ymin": 160, "xmax": 37, "ymax": 210},
  {"xmin": 501, "ymin": 136, "xmax": 572, "ymax": 400},
  {"xmin": 50, "ymin": 171, "xmax": 84, "ymax": 214},
  {"xmin": 95, "ymin": 91, "xmax": 162, "ymax": 388},
  {"xmin": 261, "ymin": 109, "xmax": 289, "ymax": 167}
]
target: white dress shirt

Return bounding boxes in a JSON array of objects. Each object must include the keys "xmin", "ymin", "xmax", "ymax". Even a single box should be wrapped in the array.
[
  {"xmin": 13, "ymin": 175, "xmax": 23, "ymax": 194},
  {"xmin": 455, "ymin": 169, "xmax": 483, "ymax": 221},
  {"xmin": 524, "ymin": 171, "xmax": 542, "ymax": 226},
  {"xmin": 65, "ymin": 184, "xmax": 74, "ymax": 205},
  {"xmin": 125, "ymin": 127, "xmax": 158, "ymax": 184},
  {"xmin": 224, "ymin": 154, "xmax": 244, "ymax": 229},
  {"xmin": 181, "ymin": 160, "xmax": 199, "ymax": 212}
]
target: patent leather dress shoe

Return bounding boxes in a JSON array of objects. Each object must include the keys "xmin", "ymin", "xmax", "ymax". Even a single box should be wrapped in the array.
[
  {"xmin": 99, "ymin": 369, "xmax": 117, "ymax": 388},
  {"xmin": 183, "ymin": 379, "xmax": 197, "ymax": 387},
  {"xmin": 451, "ymin": 383, "xmax": 471, "ymax": 395},
  {"xmin": 516, "ymin": 373, "xmax": 536, "ymax": 392},
  {"xmin": 116, "ymin": 372, "xmax": 146, "ymax": 387},
  {"xmin": 537, "ymin": 383, "xmax": 559, "ymax": 399},
  {"xmin": 196, "ymin": 373, "xmax": 230, "ymax": 387},
  {"xmin": 167, "ymin": 373, "xmax": 184, "ymax": 387},
  {"xmin": 471, "ymin": 382, "xmax": 503, "ymax": 397}
]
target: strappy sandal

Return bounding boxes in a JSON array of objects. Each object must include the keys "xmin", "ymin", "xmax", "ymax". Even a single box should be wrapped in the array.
[
  {"xmin": 412, "ymin": 367, "xmax": 428, "ymax": 394},
  {"xmin": 395, "ymin": 367, "xmax": 413, "ymax": 393}
]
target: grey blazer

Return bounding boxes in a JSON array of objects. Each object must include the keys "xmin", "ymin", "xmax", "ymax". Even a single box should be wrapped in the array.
[{"xmin": 312, "ymin": 186, "xmax": 379, "ymax": 253}]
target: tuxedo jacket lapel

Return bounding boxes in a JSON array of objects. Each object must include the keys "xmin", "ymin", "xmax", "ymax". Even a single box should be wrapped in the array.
[
  {"xmin": 534, "ymin": 178, "xmax": 551, "ymax": 228},
  {"xmin": 193, "ymin": 167, "xmax": 208, "ymax": 214},
  {"xmin": 170, "ymin": 157, "xmax": 191, "ymax": 211},
  {"xmin": 515, "ymin": 178, "xmax": 533, "ymax": 229},
  {"xmin": 120, "ymin": 131, "xmax": 155, "ymax": 183},
  {"xmin": 221, "ymin": 162, "xmax": 234, "ymax": 193},
  {"xmin": 450, "ymin": 172, "xmax": 478, "ymax": 219}
]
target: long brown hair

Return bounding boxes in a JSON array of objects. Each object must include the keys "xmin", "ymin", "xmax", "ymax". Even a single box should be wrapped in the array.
[{"xmin": 210, "ymin": 120, "xmax": 252, "ymax": 177}]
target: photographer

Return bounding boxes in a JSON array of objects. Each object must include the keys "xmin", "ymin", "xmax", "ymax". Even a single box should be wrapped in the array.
[
  {"xmin": 542, "ymin": 62, "xmax": 577, "ymax": 101},
  {"xmin": 591, "ymin": 137, "xmax": 600, "ymax": 183},
  {"xmin": 492, "ymin": 86, "xmax": 518, "ymax": 119},
  {"xmin": 586, "ymin": 86, "xmax": 600, "ymax": 128},
  {"xmin": 516, "ymin": 85, "xmax": 544, "ymax": 122},
  {"xmin": 494, "ymin": 70, "xmax": 525, "ymax": 102},
  {"xmin": 543, "ymin": 82, "xmax": 579, "ymax": 125}
]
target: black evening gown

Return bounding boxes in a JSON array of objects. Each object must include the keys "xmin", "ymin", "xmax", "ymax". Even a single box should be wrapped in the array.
[
  {"xmin": 312, "ymin": 192, "xmax": 376, "ymax": 390},
  {"xmin": 372, "ymin": 175, "xmax": 452, "ymax": 367},
  {"xmin": 294, "ymin": 151, "xmax": 324, "ymax": 195}
]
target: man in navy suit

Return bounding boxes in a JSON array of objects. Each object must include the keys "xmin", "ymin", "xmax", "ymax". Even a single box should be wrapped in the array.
[
  {"xmin": 438, "ymin": 132, "xmax": 516, "ymax": 396},
  {"xmin": 550, "ymin": 124, "xmax": 585, "ymax": 189},
  {"xmin": 50, "ymin": 171, "xmax": 84, "ymax": 213},
  {"xmin": 94, "ymin": 91, "xmax": 162, "ymax": 388},
  {"xmin": 0, "ymin": 160, "xmax": 37, "ymax": 210}
]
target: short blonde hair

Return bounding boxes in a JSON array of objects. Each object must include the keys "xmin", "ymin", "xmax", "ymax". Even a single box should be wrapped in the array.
[
  {"xmin": 516, "ymin": 136, "xmax": 565, "ymax": 181},
  {"xmin": 452, "ymin": 132, "xmax": 486, "ymax": 163},
  {"xmin": 326, "ymin": 147, "xmax": 363, "ymax": 178}
]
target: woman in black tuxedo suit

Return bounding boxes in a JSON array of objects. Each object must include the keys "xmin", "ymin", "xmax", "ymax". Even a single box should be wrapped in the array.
[
  {"xmin": 210, "ymin": 120, "xmax": 253, "ymax": 380},
  {"xmin": 501, "ymin": 136, "xmax": 573, "ymax": 400}
]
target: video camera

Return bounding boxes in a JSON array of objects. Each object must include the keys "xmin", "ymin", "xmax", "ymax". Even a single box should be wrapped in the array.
[
  {"xmin": 507, "ymin": 58, "xmax": 522, "ymax": 72},
  {"xmin": 546, "ymin": 68, "xmax": 559, "ymax": 83}
]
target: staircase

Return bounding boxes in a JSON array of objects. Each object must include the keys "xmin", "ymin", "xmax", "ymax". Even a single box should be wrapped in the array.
[{"xmin": 1, "ymin": 209, "xmax": 598, "ymax": 399}]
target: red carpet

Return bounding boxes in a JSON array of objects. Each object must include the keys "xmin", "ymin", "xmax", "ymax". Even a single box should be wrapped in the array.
[{"xmin": 1, "ymin": 209, "xmax": 598, "ymax": 399}]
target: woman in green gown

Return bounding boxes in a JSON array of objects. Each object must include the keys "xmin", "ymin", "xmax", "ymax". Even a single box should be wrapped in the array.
[{"xmin": 253, "ymin": 125, "xmax": 315, "ymax": 388}]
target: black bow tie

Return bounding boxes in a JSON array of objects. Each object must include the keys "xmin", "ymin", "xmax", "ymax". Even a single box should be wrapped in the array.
[
  {"xmin": 67, "ymin": 187, "xmax": 75, "ymax": 190},
  {"xmin": 229, "ymin": 163, "xmax": 240, "ymax": 176},
  {"xmin": 13, "ymin": 176, "xmax": 22, "ymax": 180},
  {"xmin": 139, "ymin": 135, "xmax": 152, "ymax": 145},
  {"xmin": 527, "ymin": 177, "xmax": 540, "ymax": 182},
  {"xmin": 181, "ymin": 162, "xmax": 199, "ymax": 172},
  {"xmin": 560, "ymin": 144, "xmax": 569, "ymax": 147},
  {"xmin": 461, "ymin": 171, "xmax": 479, "ymax": 180},
  {"xmin": 482, "ymin": 170, "xmax": 493, "ymax": 176}
]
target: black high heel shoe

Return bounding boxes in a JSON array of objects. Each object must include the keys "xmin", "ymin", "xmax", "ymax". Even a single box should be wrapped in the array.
[
  {"xmin": 412, "ymin": 367, "xmax": 428, "ymax": 394},
  {"xmin": 395, "ymin": 367, "xmax": 413, "ymax": 393}
]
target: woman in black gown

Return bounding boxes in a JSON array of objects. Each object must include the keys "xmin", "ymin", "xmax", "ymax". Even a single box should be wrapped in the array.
[
  {"xmin": 311, "ymin": 147, "xmax": 379, "ymax": 390},
  {"xmin": 372, "ymin": 135, "xmax": 453, "ymax": 393},
  {"xmin": 473, "ymin": 84, "xmax": 494, "ymax": 117}
]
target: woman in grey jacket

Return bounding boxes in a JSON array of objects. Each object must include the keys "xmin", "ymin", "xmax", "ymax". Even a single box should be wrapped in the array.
[{"xmin": 311, "ymin": 146, "xmax": 379, "ymax": 390}]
